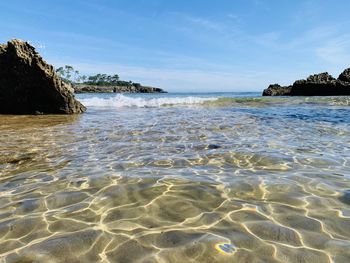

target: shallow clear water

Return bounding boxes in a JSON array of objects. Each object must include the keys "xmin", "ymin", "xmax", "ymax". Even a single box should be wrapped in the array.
[{"xmin": 1, "ymin": 92, "xmax": 350, "ymax": 262}]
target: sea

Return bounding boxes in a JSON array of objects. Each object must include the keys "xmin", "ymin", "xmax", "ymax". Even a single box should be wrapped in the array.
[{"xmin": 1, "ymin": 92, "xmax": 350, "ymax": 262}]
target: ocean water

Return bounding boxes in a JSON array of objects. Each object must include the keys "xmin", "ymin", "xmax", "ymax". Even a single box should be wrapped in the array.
[{"xmin": 1, "ymin": 92, "xmax": 350, "ymax": 262}]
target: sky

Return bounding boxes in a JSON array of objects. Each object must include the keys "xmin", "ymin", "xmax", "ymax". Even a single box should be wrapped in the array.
[{"xmin": 1, "ymin": 0, "xmax": 350, "ymax": 92}]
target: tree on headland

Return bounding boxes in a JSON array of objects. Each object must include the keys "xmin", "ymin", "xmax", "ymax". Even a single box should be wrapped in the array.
[
  {"xmin": 56, "ymin": 65, "xmax": 80, "ymax": 84},
  {"xmin": 56, "ymin": 65, "xmax": 141, "ymax": 87}
]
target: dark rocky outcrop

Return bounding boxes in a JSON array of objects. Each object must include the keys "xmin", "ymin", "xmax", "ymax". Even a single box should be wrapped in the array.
[
  {"xmin": 0, "ymin": 39, "xmax": 86, "ymax": 114},
  {"xmin": 291, "ymin": 72, "xmax": 350, "ymax": 96},
  {"xmin": 263, "ymin": 69, "xmax": 350, "ymax": 96},
  {"xmin": 262, "ymin": 84, "xmax": 292, "ymax": 96},
  {"xmin": 73, "ymin": 84, "xmax": 166, "ymax": 94},
  {"xmin": 338, "ymin": 68, "xmax": 350, "ymax": 83}
]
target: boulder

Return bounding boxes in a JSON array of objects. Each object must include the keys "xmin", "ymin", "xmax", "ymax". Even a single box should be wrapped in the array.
[
  {"xmin": 262, "ymin": 84, "xmax": 292, "ymax": 96},
  {"xmin": 0, "ymin": 39, "xmax": 86, "ymax": 114}
]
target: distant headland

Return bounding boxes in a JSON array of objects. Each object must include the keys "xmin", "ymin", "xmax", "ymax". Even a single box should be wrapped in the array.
[
  {"xmin": 263, "ymin": 68, "xmax": 350, "ymax": 96},
  {"xmin": 56, "ymin": 65, "xmax": 166, "ymax": 94}
]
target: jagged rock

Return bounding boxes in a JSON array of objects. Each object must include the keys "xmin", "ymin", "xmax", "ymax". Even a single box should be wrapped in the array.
[
  {"xmin": 306, "ymin": 72, "xmax": 336, "ymax": 83},
  {"xmin": 0, "ymin": 39, "xmax": 86, "ymax": 114},
  {"xmin": 263, "ymin": 71, "xmax": 350, "ymax": 96},
  {"xmin": 291, "ymin": 72, "xmax": 350, "ymax": 96},
  {"xmin": 262, "ymin": 84, "xmax": 292, "ymax": 96},
  {"xmin": 338, "ymin": 68, "xmax": 350, "ymax": 83}
]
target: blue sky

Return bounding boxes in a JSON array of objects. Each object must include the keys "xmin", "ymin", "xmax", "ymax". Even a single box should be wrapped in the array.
[{"xmin": 1, "ymin": 0, "xmax": 350, "ymax": 92}]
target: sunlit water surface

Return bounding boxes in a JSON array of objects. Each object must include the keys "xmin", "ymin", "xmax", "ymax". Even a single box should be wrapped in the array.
[{"xmin": 1, "ymin": 92, "xmax": 350, "ymax": 262}]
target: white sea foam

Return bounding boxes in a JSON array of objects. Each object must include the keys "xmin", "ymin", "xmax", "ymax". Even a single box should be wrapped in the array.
[{"xmin": 79, "ymin": 94, "xmax": 218, "ymax": 108}]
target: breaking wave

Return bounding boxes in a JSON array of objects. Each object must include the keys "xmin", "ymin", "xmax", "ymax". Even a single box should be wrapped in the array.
[
  {"xmin": 79, "ymin": 94, "xmax": 219, "ymax": 108},
  {"xmin": 78, "ymin": 93, "xmax": 350, "ymax": 109}
]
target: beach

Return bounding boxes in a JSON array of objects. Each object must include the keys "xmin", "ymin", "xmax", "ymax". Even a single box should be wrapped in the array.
[{"xmin": 1, "ymin": 92, "xmax": 350, "ymax": 262}]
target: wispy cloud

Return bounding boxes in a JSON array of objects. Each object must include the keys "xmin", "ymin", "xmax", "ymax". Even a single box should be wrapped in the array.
[
  {"xmin": 291, "ymin": 0, "xmax": 321, "ymax": 25},
  {"xmin": 254, "ymin": 32, "xmax": 281, "ymax": 48},
  {"xmin": 184, "ymin": 16, "xmax": 225, "ymax": 32},
  {"xmin": 316, "ymin": 34, "xmax": 350, "ymax": 65},
  {"xmin": 163, "ymin": 12, "xmax": 244, "ymax": 47},
  {"xmin": 253, "ymin": 21, "xmax": 350, "ymax": 58}
]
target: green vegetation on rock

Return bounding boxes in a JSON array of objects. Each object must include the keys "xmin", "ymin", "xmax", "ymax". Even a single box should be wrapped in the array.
[
  {"xmin": 56, "ymin": 65, "xmax": 141, "ymax": 87},
  {"xmin": 55, "ymin": 65, "xmax": 165, "ymax": 93}
]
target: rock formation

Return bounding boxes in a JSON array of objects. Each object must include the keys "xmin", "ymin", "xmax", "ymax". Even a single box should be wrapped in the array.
[
  {"xmin": 0, "ymin": 39, "xmax": 86, "ymax": 114},
  {"xmin": 262, "ymin": 84, "xmax": 292, "ymax": 96},
  {"xmin": 263, "ymin": 69, "xmax": 350, "ymax": 96},
  {"xmin": 338, "ymin": 68, "xmax": 350, "ymax": 83}
]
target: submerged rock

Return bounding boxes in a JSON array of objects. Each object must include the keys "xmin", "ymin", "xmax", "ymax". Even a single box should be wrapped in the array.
[
  {"xmin": 263, "ymin": 70, "xmax": 350, "ymax": 96},
  {"xmin": 207, "ymin": 144, "xmax": 221, "ymax": 150},
  {"xmin": 0, "ymin": 39, "xmax": 86, "ymax": 114},
  {"xmin": 339, "ymin": 190, "xmax": 350, "ymax": 205}
]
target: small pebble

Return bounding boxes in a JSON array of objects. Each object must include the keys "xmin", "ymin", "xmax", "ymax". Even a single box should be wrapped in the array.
[
  {"xmin": 215, "ymin": 243, "xmax": 236, "ymax": 255},
  {"xmin": 208, "ymin": 144, "xmax": 221, "ymax": 149}
]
